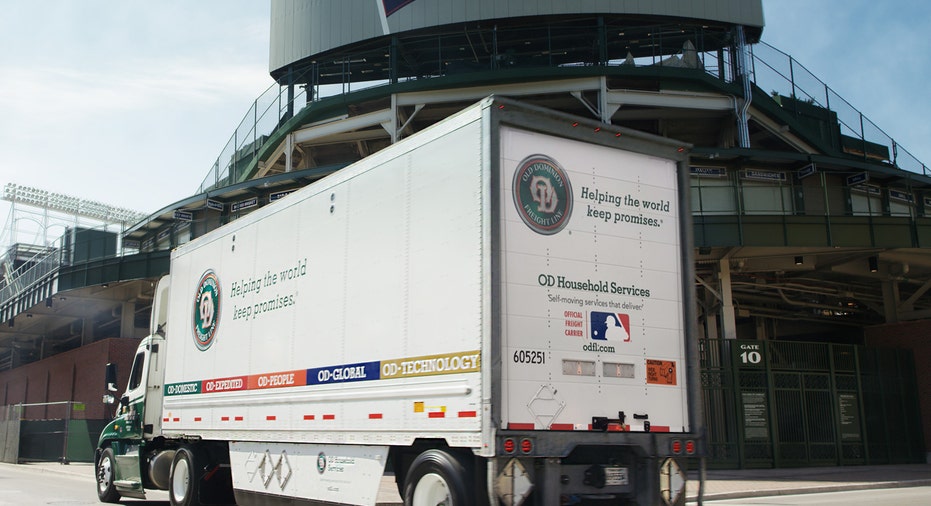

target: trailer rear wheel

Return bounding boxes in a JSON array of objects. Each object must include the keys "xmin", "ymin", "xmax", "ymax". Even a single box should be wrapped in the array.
[
  {"xmin": 169, "ymin": 447, "xmax": 201, "ymax": 506},
  {"xmin": 403, "ymin": 449, "xmax": 470, "ymax": 506},
  {"xmin": 96, "ymin": 448, "xmax": 121, "ymax": 503}
]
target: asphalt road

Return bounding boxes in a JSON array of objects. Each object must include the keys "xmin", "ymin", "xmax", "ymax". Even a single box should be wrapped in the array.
[
  {"xmin": 3, "ymin": 461, "xmax": 928, "ymax": 506},
  {"xmin": 0, "ymin": 462, "xmax": 168, "ymax": 505}
]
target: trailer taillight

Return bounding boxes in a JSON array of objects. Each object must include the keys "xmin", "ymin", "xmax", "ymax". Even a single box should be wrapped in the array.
[
  {"xmin": 503, "ymin": 438, "xmax": 516, "ymax": 454},
  {"xmin": 671, "ymin": 440, "xmax": 682, "ymax": 454},
  {"xmin": 519, "ymin": 438, "xmax": 534, "ymax": 455},
  {"xmin": 671, "ymin": 439, "xmax": 696, "ymax": 455}
]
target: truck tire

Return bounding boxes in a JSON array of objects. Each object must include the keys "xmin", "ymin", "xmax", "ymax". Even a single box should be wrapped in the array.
[
  {"xmin": 403, "ymin": 449, "xmax": 471, "ymax": 506},
  {"xmin": 96, "ymin": 448, "xmax": 121, "ymax": 503},
  {"xmin": 169, "ymin": 447, "xmax": 201, "ymax": 506}
]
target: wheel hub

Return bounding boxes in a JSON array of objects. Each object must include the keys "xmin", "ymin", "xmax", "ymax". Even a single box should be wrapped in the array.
[
  {"xmin": 172, "ymin": 457, "xmax": 190, "ymax": 502},
  {"xmin": 413, "ymin": 472, "xmax": 451, "ymax": 506}
]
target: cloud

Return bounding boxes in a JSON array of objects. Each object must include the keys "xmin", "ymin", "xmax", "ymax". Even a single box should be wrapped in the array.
[
  {"xmin": 0, "ymin": 1, "xmax": 276, "ymax": 241},
  {"xmin": 0, "ymin": 62, "xmax": 271, "ymax": 118}
]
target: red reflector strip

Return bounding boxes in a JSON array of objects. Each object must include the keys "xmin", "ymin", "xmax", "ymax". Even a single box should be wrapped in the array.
[
  {"xmin": 607, "ymin": 423, "xmax": 628, "ymax": 432},
  {"xmin": 266, "ymin": 415, "xmax": 276, "ymax": 421},
  {"xmin": 651, "ymin": 426, "xmax": 671, "ymax": 432},
  {"xmin": 458, "ymin": 411, "xmax": 477, "ymax": 418},
  {"xmin": 234, "ymin": 416, "xmax": 244, "ymax": 422},
  {"xmin": 550, "ymin": 423, "xmax": 574, "ymax": 431},
  {"xmin": 303, "ymin": 415, "xmax": 315, "ymax": 420},
  {"xmin": 323, "ymin": 414, "xmax": 335, "ymax": 420},
  {"xmin": 194, "ymin": 417, "xmax": 202, "ymax": 422},
  {"xmin": 172, "ymin": 418, "xmax": 180, "ymax": 422},
  {"xmin": 162, "ymin": 417, "xmax": 169, "ymax": 422},
  {"xmin": 369, "ymin": 413, "xmax": 383, "ymax": 419},
  {"xmin": 428, "ymin": 411, "xmax": 446, "ymax": 419},
  {"xmin": 221, "ymin": 416, "xmax": 230, "ymax": 422},
  {"xmin": 507, "ymin": 423, "xmax": 535, "ymax": 430}
]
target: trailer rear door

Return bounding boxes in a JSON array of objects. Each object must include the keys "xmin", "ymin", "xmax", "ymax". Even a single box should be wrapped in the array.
[{"xmin": 497, "ymin": 125, "xmax": 690, "ymax": 433}]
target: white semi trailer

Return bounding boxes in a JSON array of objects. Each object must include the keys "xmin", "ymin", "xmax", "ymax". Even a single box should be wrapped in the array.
[{"xmin": 95, "ymin": 97, "xmax": 701, "ymax": 506}]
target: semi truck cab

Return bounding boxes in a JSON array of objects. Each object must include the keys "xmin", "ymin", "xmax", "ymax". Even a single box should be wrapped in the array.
[{"xmin": 96, "ymin": 277, "xmax": 232, "ymax": 505}]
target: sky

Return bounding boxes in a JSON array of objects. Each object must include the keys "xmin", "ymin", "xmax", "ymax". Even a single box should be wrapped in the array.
[
  {"xmin": 761, "ymin": 1, "xmax": 931, "ymax": 168},
  {"xmin": 1, "ymin": 0, "xmax": 929, "ymax": 245},
  {"xmin": 0, "ymin": 1, "xmax": 272, "ymax": 245}
]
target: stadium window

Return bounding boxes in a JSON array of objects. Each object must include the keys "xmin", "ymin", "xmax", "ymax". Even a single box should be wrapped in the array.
[
  {"xmin": 887, "ymin": 188, "xmax": 915, "ymax": 217},
  {"xmin": 690, "ymin": 167, "xmax": 736, "ymax": 215},
  {"xmin": 849, "ymin": 184, "xmax": 882, "ymax": 216},
  {"xmin": 739, "ymin": 169, "xmax": 793, "ymax": 215}
]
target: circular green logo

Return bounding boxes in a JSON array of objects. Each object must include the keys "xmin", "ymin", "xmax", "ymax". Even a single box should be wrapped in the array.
[
  {"xmin": 513, "ymin": 155, "xmax": 573, "ymax": 235},
  {"xmin": 316, "ymin": 452, "xmax": 327, "ymax": 474},
  {"xmin": 193, "ymin": 270, "xmax": 220, "ymax": 351}
]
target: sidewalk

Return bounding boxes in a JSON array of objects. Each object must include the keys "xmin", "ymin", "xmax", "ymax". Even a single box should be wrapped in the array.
[
  {"xmin": 11, "ymin": 461, "xmax": 931, "ymax": 504},
  {"xmin": 686, "ymin": 463, "xmax": 931, "ymax": 502}
]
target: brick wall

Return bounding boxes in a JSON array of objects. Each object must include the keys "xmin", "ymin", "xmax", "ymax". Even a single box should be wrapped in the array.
[
  {"xmin": 864, "ymin": 320, "xmax": 931, "ymax": 457},
  {"xmin": 0, "ymin": 338, "xmax": 140, "ymax": 420}
]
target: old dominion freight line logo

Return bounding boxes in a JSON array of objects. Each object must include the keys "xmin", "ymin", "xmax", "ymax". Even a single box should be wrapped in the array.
[
  {"xmin": 513, "ymin": 154, "xmax": 573, "ymax": 235},
  {"xmin": 316, "ymin": 452, "xmax": 327, "ymax": 474},
  {"xmin": 193, "ymin": 270, "xmax": 220, "ymax": 351}
]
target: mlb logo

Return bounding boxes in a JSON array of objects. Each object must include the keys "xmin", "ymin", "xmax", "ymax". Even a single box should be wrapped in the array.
[{"xmin": 590, "ymin": 312, "xmax": 631, "ymax": 342}]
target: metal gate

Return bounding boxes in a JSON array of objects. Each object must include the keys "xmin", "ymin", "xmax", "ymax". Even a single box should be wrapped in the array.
[
  {"xmin": 699, "ymin": 339, "xmax": 924, "ymax": 469},
  {"xmin": 3, "ymin": 401, "xmax": 107, "ymax": 463}
]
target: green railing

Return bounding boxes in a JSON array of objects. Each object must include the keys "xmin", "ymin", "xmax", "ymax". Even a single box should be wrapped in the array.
[
  {"xmin": 749, "ymin": 42, "xmax": 927, "ymax": 175},
  {"xmin": 689, "ymin": 175, "xmax": 931, "ymax": 249},
  {"xmin": 195, "ymin": 24, "xmax": 928, "ymax": 196}
]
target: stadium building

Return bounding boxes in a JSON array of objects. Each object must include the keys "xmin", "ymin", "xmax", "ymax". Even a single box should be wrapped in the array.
[{"xmin": 1, "ymin": 0, "xmax": 928, "ymax": 468}]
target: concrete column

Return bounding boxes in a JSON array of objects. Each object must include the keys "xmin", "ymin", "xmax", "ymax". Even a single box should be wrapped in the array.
[
  {"xmin": 285, "ymin": 133, "xmax": 293, "ymax": 173},
  {"xmin": 81, "ymin": 319, "xmax": 96, "ymax": 346},
  {"xmin": 703, "ymin": 288, "xmax": 719, "ymax": 340},
  {"xmin": 718, "ymin": 259, "xmax": 738, "ymax": 339},
  {"xmin": 755, "ymin": 317, "xmax": 767, "ymax": 340},
  {"xmin": 120, "ymin": 302, "xmax": 136, "ymax": 338},
  {"xmin": 882, "ymin": 280, "xmax": 900, "ymax": 324}
]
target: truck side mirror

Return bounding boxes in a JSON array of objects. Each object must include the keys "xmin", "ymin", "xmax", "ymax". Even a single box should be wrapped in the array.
[{"xmin": 105, "ymin": 363, "xmax": 119, "ymax": 393}]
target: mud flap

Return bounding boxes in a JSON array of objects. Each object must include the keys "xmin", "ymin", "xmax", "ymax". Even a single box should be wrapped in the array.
[{"xmin": 659, "ymin": 458, "xmax": 687, "ymax": 506}]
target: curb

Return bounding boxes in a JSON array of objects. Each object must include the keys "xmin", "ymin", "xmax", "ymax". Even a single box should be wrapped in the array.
[{"xmin": 7, "ymin": 462, "xmax": 94, "ymax": 479}]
